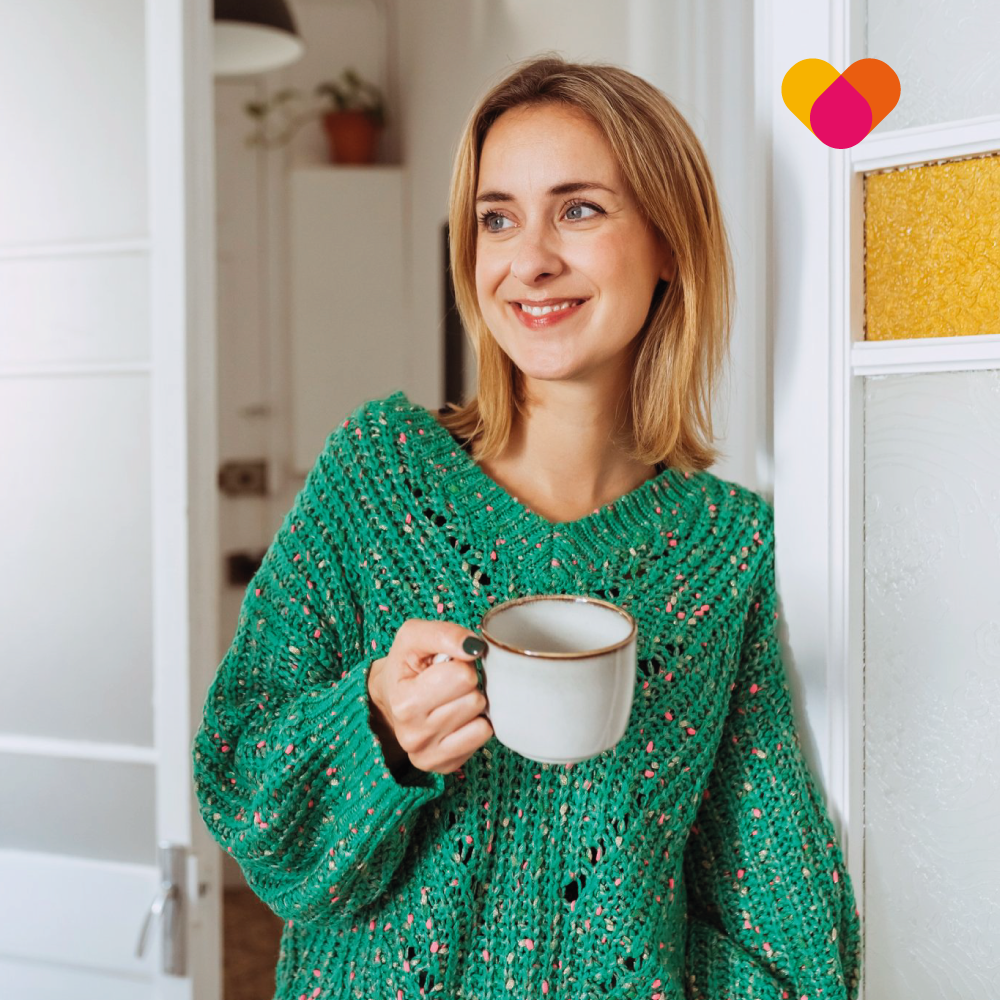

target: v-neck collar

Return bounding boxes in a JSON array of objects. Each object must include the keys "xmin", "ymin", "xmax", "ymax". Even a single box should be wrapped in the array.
[{"xmin": 385, "ymin": 389, "xmax": 708, "ymax": 544}]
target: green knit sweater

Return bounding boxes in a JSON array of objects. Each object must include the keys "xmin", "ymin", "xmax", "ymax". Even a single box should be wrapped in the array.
[{"xmin": 192, "ymin": 388, "xmax": 861, "ymax": 1000}]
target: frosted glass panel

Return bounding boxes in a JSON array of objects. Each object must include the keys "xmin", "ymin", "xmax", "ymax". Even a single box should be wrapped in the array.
[
  {"xmin": 0, "ymin": 1, "xmax": 147, "ymax": 246},
  {"xmin": 0, "ymin": 754, "xmax": 155, "ymax": 863},
  {"xmin": 0, "ymin": 376, "xmax": 153, "ymax": 744},
  {"xmin": 0, "ymin": 254, "xmax": 150, "ymax": 367},
  {"xmin": 864, "ymin": 369, "xmax": 1000, "ymax": 997},
  {"xmin": 864, "ymin": 154, "xmax": 1000, "ymax": 340},
  {"xmin": 867, "ymin": 0, "xmax": 1000, "ymax": 133}
]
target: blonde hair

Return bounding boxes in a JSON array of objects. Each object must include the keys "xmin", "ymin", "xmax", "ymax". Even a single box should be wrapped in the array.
[{"xmin": 440, "ymin": 52, "xmax": 735, "ymax": 473}]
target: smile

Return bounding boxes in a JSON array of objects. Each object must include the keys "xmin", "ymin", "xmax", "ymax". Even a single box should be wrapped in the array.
[{"xmin": 512, "ymin": 299, "xmax": 587, "ymax": 328}]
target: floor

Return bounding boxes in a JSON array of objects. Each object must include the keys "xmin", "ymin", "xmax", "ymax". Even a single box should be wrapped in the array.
[{"xmin": 223, "ymin": 885, "xmax": 283, "ymax": 1000}]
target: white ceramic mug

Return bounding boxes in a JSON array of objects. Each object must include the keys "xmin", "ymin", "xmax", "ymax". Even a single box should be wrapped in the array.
[{"xmin": 473, "ymin": 593, "xmax": 637, "ymax": 765}]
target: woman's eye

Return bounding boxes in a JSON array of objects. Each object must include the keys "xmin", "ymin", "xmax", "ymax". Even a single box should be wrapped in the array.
[
  {"xmin": 566, "ymin": 202, "xmax": 600, "ymax": 220},
  {"xmin": 477, "ymin": 201, "xmax": 603, "ymax": 233},
  {"xmin": 479, "ymin": 211, "xmax": 511, "ymax": 233}
]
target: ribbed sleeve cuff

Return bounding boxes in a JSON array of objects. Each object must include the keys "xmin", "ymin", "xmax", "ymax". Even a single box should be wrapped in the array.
[
  {"xmin": 243, "ymin": 660, "xmax": 448, "ymax": 920},
  {"xmin": 316, "ymin": 660, "xmax": 446, "ymax": 879}
]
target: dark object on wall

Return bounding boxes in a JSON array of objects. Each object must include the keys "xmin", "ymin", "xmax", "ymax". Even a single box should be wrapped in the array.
[
  {"xmin": 218, "ymin": 460, "xmax": 268, "ymax": 497},
  {"xmin": 226, "ymin": 549, "xmax": 267, "ymax": 586},
  {"xmin": 442, "ymin": 222, "xmax": 469, "ymax": 405}
]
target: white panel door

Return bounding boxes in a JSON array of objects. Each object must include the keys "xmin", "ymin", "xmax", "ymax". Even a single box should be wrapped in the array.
[{"xmin": 0, "ymin": 1, "xmax": 219, "ymax": 998}]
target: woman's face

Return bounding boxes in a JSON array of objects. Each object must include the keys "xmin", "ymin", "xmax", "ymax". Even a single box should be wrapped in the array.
[{"xmin": 474, "ymin": 102, "xmax": 675, "ymax": 387}]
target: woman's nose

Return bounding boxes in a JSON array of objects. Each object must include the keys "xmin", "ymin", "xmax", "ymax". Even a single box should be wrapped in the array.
[{"xmin": 509, "ymin": 223, "xmax": 564, "ymax": 284}]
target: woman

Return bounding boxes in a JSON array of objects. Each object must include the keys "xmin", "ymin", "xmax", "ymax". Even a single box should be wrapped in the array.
[{"xmin": 192, "ymin": 54, "xmax": 862, "ymax": 1000}]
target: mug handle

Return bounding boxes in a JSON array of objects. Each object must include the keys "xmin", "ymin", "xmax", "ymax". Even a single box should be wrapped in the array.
[{"xmin": 473, "ymin": 655, "xmax": 491, "ymax": 721}]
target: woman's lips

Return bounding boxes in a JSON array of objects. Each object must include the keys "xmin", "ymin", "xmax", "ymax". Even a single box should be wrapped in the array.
[{"xmin": 511, "ymin": 299, "xmax": 587, "ymax": 329}]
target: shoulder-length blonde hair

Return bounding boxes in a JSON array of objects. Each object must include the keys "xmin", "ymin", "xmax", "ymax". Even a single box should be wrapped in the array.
[{"xmin": 439, "ymin": 52, "xmax": 735, "ymax": 473}]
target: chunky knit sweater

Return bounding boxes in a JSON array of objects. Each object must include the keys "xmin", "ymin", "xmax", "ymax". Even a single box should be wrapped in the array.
[{"xmin": 192, "ymin": 388, "xmax": 862, "ymax": 1000}]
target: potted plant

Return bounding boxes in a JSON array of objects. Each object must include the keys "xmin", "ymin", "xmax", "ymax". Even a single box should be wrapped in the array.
[
  {"xmin": 243, "ymin": 67, "xmax": 387, "ymax": 165},
  {"xmin": 315, "ymin": 68, "xmax": 386, "ymax": 165}
]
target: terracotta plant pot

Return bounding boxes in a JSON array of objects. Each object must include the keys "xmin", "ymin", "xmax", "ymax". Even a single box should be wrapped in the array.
[{"xmin": 322, "ymin": 110, "xmax": 381, "ymax": 164}]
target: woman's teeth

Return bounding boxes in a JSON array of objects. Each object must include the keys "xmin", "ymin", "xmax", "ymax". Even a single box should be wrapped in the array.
[{"xmin": 519, "ymin": 300, "xmax": 582, "ymax": 317}]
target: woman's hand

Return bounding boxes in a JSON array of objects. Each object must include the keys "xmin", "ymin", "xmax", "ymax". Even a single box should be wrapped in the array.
[{"xmin": 367, "ymin": 619, "xmax": 493, "ymax": 776}]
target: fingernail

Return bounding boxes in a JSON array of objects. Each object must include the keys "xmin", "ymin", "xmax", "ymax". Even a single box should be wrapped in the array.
[{"xmin": 463, "ymin": 635, "xmax": 486, "ymax": 657}]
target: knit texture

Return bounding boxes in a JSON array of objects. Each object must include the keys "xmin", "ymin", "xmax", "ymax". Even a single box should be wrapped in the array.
[{"xmin": 192, "ymin": 388, "xmax": 862, "ymax": 1000}]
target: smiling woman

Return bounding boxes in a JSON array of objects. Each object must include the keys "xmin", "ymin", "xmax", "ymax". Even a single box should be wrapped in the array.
[
  {"xmin": 439, "ymin": 54, "xmax": 736, "ymax": 488},
  {"xmin": 192, "ymin": 51, "xmax": 862, "ymax": 1000}
]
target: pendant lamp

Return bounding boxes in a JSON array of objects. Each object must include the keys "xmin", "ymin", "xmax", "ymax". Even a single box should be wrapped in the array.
[{"xmin": 214, "ymin": 0, "xmax": 306, "ymax": 77}]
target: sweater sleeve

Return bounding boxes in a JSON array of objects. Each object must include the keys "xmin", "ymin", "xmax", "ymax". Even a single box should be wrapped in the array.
[
  {"xmin": 191, "ymin": 422, "xmax": 446, "ymax": 925},
  {"xmin": 682, "ymin": 519, "xmax": 862, "ymax": 999}
]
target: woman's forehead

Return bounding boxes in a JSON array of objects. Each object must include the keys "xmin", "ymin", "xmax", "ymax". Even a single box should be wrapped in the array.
[
  {"xmin": 479, "ymin": 109, "xmax": 618, "ymax": 185},
  {"xmin": 485, "ymin": 102, "xmax": 602, "ymax": 144}
]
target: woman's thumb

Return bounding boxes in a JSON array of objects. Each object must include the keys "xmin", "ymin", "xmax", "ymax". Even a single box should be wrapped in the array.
[{"xmin": 460, "ymin": 633, "xmax": 487, "ymax": 658}]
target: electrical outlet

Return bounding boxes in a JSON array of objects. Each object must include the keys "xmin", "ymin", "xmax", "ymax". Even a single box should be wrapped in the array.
[{"xmin": 218, "ymin": 460, "xmax": 268, "ymax": 497}]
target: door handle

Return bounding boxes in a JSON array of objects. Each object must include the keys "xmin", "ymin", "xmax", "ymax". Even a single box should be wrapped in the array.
[{"xmin": 135, "ymin": 842, "xmax": 188, "ymax": 976}]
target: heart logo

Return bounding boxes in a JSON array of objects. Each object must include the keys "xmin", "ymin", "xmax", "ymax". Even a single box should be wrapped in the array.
[{"xmin": 782, "ymin": 58, "xmax": 900, "ymax": 148}]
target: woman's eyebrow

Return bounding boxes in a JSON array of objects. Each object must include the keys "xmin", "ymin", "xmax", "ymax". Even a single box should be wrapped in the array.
[{"xmin": 475, "ymin": 181, "xmax": 616, "ymax": 204}]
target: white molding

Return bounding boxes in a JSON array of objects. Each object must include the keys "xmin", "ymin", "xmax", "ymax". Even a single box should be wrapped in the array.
[
  {"xmin": 827, "ymin": 16, "xmax": 869, "ymax": 973},
  {"xmin": 828, "ymin": 0, "xmax": 865, "ymax": 886},
  {"xmin": 0, "ymin": 735, "xmax": 158, "ymax": 765},
  {"xmin": 264, "ymin": 136, "xmax": 293, "ymax": 501},
  {"xmin": 768, "ymin": 3, "xmax": 868, "ymax": 993},
  {"xmin": 147, "ymin": 0, "xmax": 220, "ymax": 994},
  {"xmin": 851, "ymin": 335, "xmax": 1000, "ymax": 375},
  {"xmin": 839, "ymin": 8, "xmax": 868, "ymax": 983},
  {"xmin": 851, "ymin": 113, "xmax": 1000, "ymax": 172},
  {"xmin": 0, "ymin": 363, "xmax": 152, "ymax": 380},
  {"xmin": 768, "ymin": 0, "xmax": 847, "ymax": 819},
  {"xmin": 0, "ymin": 238, "xmax": 150, "ymax": 261},
  {"xmin": 0, "ymin": 846, "xmax": 153, "ymax": 877}
]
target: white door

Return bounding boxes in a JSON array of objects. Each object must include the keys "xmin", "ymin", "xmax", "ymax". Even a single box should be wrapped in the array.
[
  {"xmin": 0, "ymin": 2, "xmax": 220, "ymax": 998},
  {"xmin": 763, "ymin": 0, "xmax": 1000, "ymax": 996}
]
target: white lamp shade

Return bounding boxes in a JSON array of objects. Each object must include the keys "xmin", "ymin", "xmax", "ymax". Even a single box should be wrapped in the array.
[{"xmin": 213, "ymin": 21, "xmax": 305, "ymax": 76}]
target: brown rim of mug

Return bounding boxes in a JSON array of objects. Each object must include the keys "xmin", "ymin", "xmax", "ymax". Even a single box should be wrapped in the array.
[{"xmin": 478, "ymin": 593, "xmax": 637, "ymax": 659}]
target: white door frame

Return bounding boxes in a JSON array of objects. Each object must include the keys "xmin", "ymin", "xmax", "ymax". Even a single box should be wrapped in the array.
[
  {"xmin": 756, "ymin": 0, "xmax": 863, "ymax": 866},
  {"xmin": 149, "ymin": 0, "xmax": 220, "ymax": 995},
  {"xmin": 761, "ymin": 2, "xmax": 1000, "ymax": 998}
]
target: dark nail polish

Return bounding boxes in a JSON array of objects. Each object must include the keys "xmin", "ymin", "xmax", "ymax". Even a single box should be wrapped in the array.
[{"xmin": 463, "ymin": 635, "xmax": 487, "ymax": 657}]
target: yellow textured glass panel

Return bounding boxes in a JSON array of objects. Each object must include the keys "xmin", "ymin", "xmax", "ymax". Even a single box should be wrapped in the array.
[{"xmin": 864, "ymin": 153, "xmax": 1000, "ymax": 340}]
